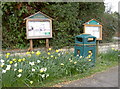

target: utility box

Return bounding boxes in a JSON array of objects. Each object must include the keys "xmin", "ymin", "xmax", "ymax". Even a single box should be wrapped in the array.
[{"xmin": 74, "ymin": 33, "xmax": 96, "ymax": 62}]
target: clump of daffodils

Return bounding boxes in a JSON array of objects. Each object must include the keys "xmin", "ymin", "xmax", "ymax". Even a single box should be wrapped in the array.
[
  {"xmin": 36, "ymin": 51, "xmax": 41, "ymax": 56},
  {"xmin": 6, "ymin": 53, "xmax": 10, "ymax": 58}
]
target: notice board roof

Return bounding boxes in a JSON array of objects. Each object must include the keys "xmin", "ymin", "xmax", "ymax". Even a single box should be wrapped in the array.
[
  {"xmin": 24, "ymin": 11, "xmax": 53, "ymax": 20},
  {"xmin": 83, "ymin": 19, "xmax": 102, "ymax": 25}
]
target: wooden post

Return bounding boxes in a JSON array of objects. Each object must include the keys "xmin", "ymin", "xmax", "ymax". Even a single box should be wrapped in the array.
[
  {"xmin": 46, "ymin": 38, "xmax": 49, "ymax": 49},
  {"xmin": 96, "ymin": 40, "xmax": 99, "ymax": 58},
  {"xmin": 30, "ymin": 39, "xmax": 33, "ymax": 51}
]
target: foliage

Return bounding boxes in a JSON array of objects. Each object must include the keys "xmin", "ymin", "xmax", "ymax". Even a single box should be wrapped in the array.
[
  {"xmin": 1, "ymin": 48, "xmax": 119, "ymax": 87},
  {"xmin": 1, "ymin": 2, "xmax": 118, "ymax": 49},
  {"xmin": 1, "ymin": 49, "xmax": 93, "ymax": 87},
  {"xmin": 100, "ymin": 12, "xmax": 119, "ymax": 42}
]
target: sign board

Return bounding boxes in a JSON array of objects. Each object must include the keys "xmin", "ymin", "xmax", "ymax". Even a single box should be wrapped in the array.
[
  {"xmin": 24, "ymin": 11, "xmax": 53, "ymax": 39},
  {"xmin": 83, "ymin": 19, "xmax": 102, "ymax": 40},
  {"xmin": 26, "ymin": 19, "xmax": 52, "ymax": 39}
]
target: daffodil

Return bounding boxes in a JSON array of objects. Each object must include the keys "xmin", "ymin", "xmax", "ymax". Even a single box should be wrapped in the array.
[
  {"xmin": 58, "ymin": 53, "xmax": 60, "ymax": 56},
  {"xmin": 0, "ymin": 62, "xmax": 5, "ymax": 67},
  {"xmin": 2, "ymin": 70, "xmax": 6, "ymax": 73},
  {"xmin": 51, "ymin": 55, "xmax": 53, "ymax": 58},
  {"xmin": 6, "ymin": 65, "xmax": 11, "ymax": 70},
  {"xmin": 37, "ymin": 60, "xmax": 41, "ymax": 63},
  {"xmin": 26, "ymin": 52, "xmax": 30, "ymax": 54},
  {"xmin": 56, "ymin": 50, "xmax": 59, "ymax": 53},
  {"xmin": 30, "ymin": 81, "xmax": 33, "ymax": 84},
  {"xmin": 9, "ymin": 61, "xmax": 13, "ymax": 64},
  {"xmin": 88, "ymin": 51, "xmax": 92, "ymax": 53},
  {"xmin": 86, "ymin": 55, "xmax": 91, "ymax": 59},
  {"xmin": 0, "ymin": 59, "xmax": 4, "ymax": 63},
  {"xmin": 88, "ymin": 59, "xmax": 92, "ymax": 62},
  {"xmin": 112, "ymin": 48, "xmax": 115, "ymax": 50},
  {"xmin": 22, "ymin": 58, "xmax": 26, "ymax": 61},
  {"xmin": 47, "ymin": 52, "xmax": 50, "ymax": 55},
  {"xmin": 70, "ymin": 60, "xmax": 73, "ymax": 62},
  {"xmin": 31, "ymin": 51, "xmax": 34, "ymax": 54},
  {"xmin": 60, "ymin": 63, "xmax": 64, "ymax": 66},
  {"xmin": 1, "ymin": 63, "xmax": 4, "ymax": 68},
  {"xmin": 6, "ymin": 53, "xmax": 10, "ymax": 56},
  {"xmin": 41, "ymin": 74, "xmax": 45, "ymax": 78},
  {"xmin": 29, "ymin": 62, "xmax": 35, "ymax": 66},
  {"xmin": 6, "ymin": 55, "xmax": 9, "ymax": 58},
  {"xmin": 48, "ymin": 48, "xmax": 52, "ymax": 51},
  {"xmin": 12, "ymin": 58, "xmax": 16, "ymax": 62},
  {"xmin": 32, "ymin": 69, "xmax": 35, "ymax": 72},
  {"xmin": 17, "ymin": 74, "xmax": 22, "ymax": 77},
  {"xmin": 28, "ymin": 54, "xmax": 31, "ymax": 57},
  {"xmin": 36, "ymin": 51, "xmax": 41, "ymax": 56},
  {"xmin": 14, "ymin": 63, "xmax": 17, "ymax": 67},
  {"xmin": 46, "ymin": 74, "xmax": 49, "ymax": 78},
  {"xmin": 14, "ymin": 69, "xmax": 17, "ymax": 71},
  {"xmin": 18, "ymin": 69, "xmax": 23, "ymax": 72},
  {"xmin": 80, "ymin": 56, "xmax": 82, "ymax": 58},
  {"xmin": 40, "ymin": 68, "xmax": 47, "ymax": 73},
  {"xmin": 1, "ymin": 65, "xmax": 4, "ymax": 67},
  {"xmin": 40, "ymin": 69, "xmax": 44, "ymax": 73},
  {"xmin": 74, "ymin": 61, "xmax": 77, "ymax": 64},
  {"xmin": 18, "ymin": 59, "xmax": 22, "ymax": 62}
]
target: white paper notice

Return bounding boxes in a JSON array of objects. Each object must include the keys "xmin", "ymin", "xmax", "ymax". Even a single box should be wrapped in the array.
[
  {"xmin": 28, "ymin": 21, "xmax": 51, "ymax": 37},
  {"xmin": 85, "ymin": 26, "xmax": 100, "ymax": 39}
]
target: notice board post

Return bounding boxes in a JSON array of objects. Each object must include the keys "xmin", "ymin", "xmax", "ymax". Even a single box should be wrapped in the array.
[
  {"xmin": 24, "ymin": 11, "xmax": 53, "ymax": 51},
  {"xmin": 83, "ymin": 19, "xmax": 102, "ymax": 57}
]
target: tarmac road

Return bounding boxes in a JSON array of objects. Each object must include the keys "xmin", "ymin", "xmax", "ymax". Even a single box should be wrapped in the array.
[{"xmin": 60, "ymin": 66, "xmax": 118, "ymax": 87}]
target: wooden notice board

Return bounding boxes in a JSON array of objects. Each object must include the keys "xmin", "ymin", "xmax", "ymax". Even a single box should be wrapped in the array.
[
  {"xmin": 24, "ymin": 11, "xmax": 53, "ymax": 50},
  {"xmin": 83, "ymin": 19, "xmax": 102, "ymax": 40}
]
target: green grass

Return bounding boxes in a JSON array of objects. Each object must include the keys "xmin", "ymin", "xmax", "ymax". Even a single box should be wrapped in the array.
[{"xmin": 1, "ymin": 48, "xmax": 119, "ymax": 87}]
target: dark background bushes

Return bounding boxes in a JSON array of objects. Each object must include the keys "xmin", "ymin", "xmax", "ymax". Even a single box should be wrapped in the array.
[{"xmin": 1, "ymin": 2, "xmax": 119, "ymax": 49}]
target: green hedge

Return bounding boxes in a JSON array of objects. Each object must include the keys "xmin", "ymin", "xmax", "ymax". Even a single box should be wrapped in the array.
[{"xmin": 2, "ymin": 2, "xmax": 118, "ymax": 49}]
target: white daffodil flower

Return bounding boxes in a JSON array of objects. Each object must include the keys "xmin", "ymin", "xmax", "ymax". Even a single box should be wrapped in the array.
[
  {"xmin": 30, "ymin": 81, "xmax": 33, "ymax": 84},
  {"xmin": 40, "ymin": 68, "xmax": 47, "ymax": 73},
  {"xmin": 0, "ymin": 59, "xmax": 4, "ymax": 63},
  {"xmin": 41, "ymin": 74, "xmax": 45, "ymax": 78},
  {"xmin": 46, "ymin": 74, "xmax": 49, "ymax": 78},
  {"xmin": 6, "ymin": 65, "xmax": 11, "ymax": 70},
  {"xmin": 2, "ymin": 70, "xmax": 6, "ymax": 73},
  {"xmin": 17, "ymin": 74, "xmax": 22, "ymax": 77},
  {"xmin": 32, "ymin": 69, "xmax": 35, "ymax": 72},
  {"xmin": 14, "ymin": 69, "xmax": 17, "ymax": 71},
  {"xmin": 44, "ymin": 68, "xmax": 47, "ymax": 72},
  {"xmin": 14, "ymin": 63, "xmax": 17, "ymax": 67},
  {"xmin": 29, "ymin": 62, "xmax": 35, "ymax": 66},
  {"xmin": 37, "ymin": 60, "xmax": 41, "ymax": 63},
  {"xmin": 18, "ymin": 69, "xmax": 23, "ymax": 72}
]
